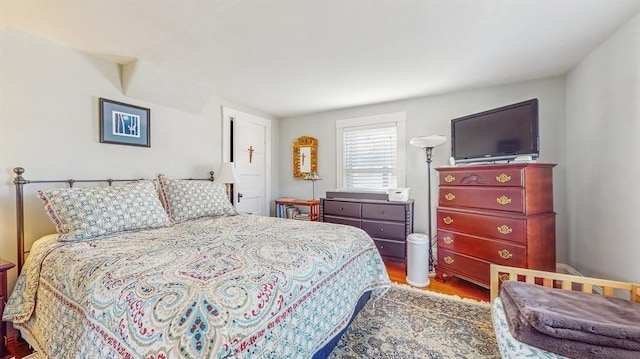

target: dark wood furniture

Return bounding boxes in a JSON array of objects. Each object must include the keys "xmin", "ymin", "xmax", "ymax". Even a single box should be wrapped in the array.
[
  {"xmin": 0, "ymin": 259, "xmax": 15, "ymax": 359},
  {"xmin": 435, "ymin": 163, "xmax": 556, "ymax": 288},
  {"xmin": 321, "ymin": 197, "xmax": 414, "ymax": 262},
  {"xmin": 275, "ymin": 199, "xmax": 320, "ymax": 221}
]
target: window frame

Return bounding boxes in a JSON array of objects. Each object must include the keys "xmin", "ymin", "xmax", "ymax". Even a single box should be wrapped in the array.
[{"xmin": 335, "ymin": 112, "xmax": 407, "ymax": 190}]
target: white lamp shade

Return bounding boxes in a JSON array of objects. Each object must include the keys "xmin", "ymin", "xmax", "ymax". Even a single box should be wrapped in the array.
[
  {"xmin": 215, "ymin": 162, "xmax": 237, "ymax": 184},
  {"xmin": 410, "ymin": 135, "xmax": 447, "ymax": 148},
  {"xmin": 304, "ymin": 170, "xmax": 321, "ymax": 181}
]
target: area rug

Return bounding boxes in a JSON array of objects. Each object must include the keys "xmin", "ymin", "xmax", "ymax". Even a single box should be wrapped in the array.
[{"xmin": 328, "ymin": 283, "xmax": 500, "ymax": 358}]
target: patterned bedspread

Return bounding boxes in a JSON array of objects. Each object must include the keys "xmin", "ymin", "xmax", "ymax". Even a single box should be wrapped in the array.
[{"xmin": 4, "ymin": 214, "xmax": 391, "ymax": 358}]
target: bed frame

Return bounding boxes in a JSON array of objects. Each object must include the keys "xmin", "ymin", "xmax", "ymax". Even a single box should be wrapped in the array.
[
  {"xmin": 9, "ymin": 166, "xmax": 374, "ymax": 359},
  {"xmin": 490, "ymin": 264, "xmax": 640, "ymax": 303},
  {"xmin": 490, "ymin": 264, "xmax": 640, "ymax": 358},
  {"xmin": 12, "ymin": 166, "xmax": 215, "ymax": 273}
]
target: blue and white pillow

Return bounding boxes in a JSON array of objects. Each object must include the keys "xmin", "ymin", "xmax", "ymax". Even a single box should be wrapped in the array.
[
  {"xmin": 37, "ymin": 180, "xmax": 171, "ymax": 241},
  {"xmin": 157, "ymin": 174, "xmax": 237, "ymax": 223}
]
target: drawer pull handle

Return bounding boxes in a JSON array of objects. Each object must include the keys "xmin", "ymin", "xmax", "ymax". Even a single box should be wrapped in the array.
[
  {"xmin": 379, "ymin": 210, "xmax": 385, "ymax": 214},
  {"xmin": 339, "ymin": 207, "xmax": 344, "ymax": 210},
  {"xmin": 444, "ymin": 256, "xmax": 454, "ymax": 264},
  {"xmin": 444, "ymin": 175, "xmax": 455, "ymax": 183},
  {"xmin": 496, "ymin": 174, "xmax": 512, "ymax": 183},
  {"xmin": 443, "ymin": 216, "xmax": 453, "ymax": 225},
  {"xmin": 444, "ymin": 193, "xmax": 456, "ymax": 201},
  {"xmin": 496, "ymin": 196, "xmax": 512, "ymax": 205},
  {"xmin": 499, "ymin": 273, "xmax": 511, "ymax": 282},
  {"xmin": 443, "ymin": 236, "xmax": 453, "ymax": 244},
  {"xmin": 380, "ymin": 228, "xmax": 384, "ymax": 232},
  {"xmin": 498, "ymin": 249, "xmax": 513, "ymax": 259},
  {"xmin": 497, "ymin": 225, "xmax": 513, "ymax": 235}
]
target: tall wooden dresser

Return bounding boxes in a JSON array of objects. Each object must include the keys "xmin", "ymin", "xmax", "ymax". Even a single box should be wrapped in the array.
[
  {"xmin": 435, "ymin": 163, "xmax": 556, "ymax": 288},
  {"xmin": 321, "ymin": 196, "xmax": 414, "ymax": 262}
]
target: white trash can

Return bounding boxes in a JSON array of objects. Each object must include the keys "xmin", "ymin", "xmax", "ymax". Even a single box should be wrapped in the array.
[{"xmin": 406, "ymin": 233, "xmax": 430, "ymax": 287}]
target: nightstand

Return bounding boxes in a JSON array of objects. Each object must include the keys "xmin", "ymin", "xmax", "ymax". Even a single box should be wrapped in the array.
[{"xmin": 0, "ymin": 260, "xmax": 15, "ymax": 359}]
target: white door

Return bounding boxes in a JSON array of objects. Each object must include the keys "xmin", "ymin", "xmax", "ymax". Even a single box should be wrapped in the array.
[{"xmin": 222, "ymin": 107, "xmax": 271, "ymax": 216}]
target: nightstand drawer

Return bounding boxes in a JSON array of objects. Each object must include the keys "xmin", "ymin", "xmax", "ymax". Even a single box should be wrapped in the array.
[
  {"xmin": 362, "ymin": 203, "xmax": 406, "ymax": 221},
  {"xmin": 437, "ymin": 209, "xmax": 526, "ymax": 243},
  {"xmin": 373, "ymin": 238, "xmax": 405, "ymax": 259},
  {"xmin": 437, "ymin": 231, "xmax": 526, "ymax": 266},
  {"xmin": 323, "ymin": 200, "xmax": 361, "ymax": 217},
  {"xmin": 439, "ymin": 187, "xmax": 525, "ymax": 213},
  {"xmin": 438, "ymin": 168, "xmax": 524, "ymax": 187},
  {"xmin": 362, "ymin": 220, "xmax": 406, "ymax": 241},
  {"xmin": 323, "ymin": 215, "xmax": 361, "ymax": 228}
]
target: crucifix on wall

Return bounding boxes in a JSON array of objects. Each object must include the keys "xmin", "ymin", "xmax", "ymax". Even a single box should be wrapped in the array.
[
  {"xmin": 248, "ymin": 145, "xmax": 254, "ymax": 163},
  {"xmin": 299, "ymin": 147, "xmax": 311, "ymax": 173}
]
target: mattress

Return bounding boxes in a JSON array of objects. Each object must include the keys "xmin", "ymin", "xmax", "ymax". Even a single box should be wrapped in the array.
[{"xmin": 4, "ymin": 214, "xmax": 391, "ymax": 358}]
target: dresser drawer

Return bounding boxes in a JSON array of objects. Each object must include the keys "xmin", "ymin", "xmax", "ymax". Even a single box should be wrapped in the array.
[
  {"xmin": 437, "ymin": 230, "xmax": 526, "ymax": 267},
  {"xmin": 439, "ymin": 168, "xmax": 524, "ymax": 187},
  {"xmin": 323, "ymin": 215, "xmax": 361, "ymax": 228},
  {"xmin": 439, "ymin": 187, "xmax": 525, "ymax": 213},
  {"xmin": 362, "ymin": 220, "xmax": 406, "ymax": 241},
  {"xmin": 437, "ymin": 248, "xmax": 490, "ymax": 285},
  {"xmin": 323, "ymin": 200, "xmax": 362, "ymax": 217},
  {"xmin": 373, "ymin": 238, "xmax": 405, "ymax": 259},
  {"xmin": 437, "ymin": 209, "xmax": 526, "ymax": 243},
  {"xmin": 362, "ymin": 203, "xmax": 406, "ymax": 221}
]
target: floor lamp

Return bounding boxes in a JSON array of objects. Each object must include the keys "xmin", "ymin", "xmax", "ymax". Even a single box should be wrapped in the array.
[{"xmin": 410, "ymin": 135, "xmax": 447, "ymax": 274}]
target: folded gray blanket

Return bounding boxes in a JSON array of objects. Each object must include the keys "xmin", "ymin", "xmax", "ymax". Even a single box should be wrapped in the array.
[{"xmin": 500, "ymin": 281, "xmax": 640, "ymax": 358}]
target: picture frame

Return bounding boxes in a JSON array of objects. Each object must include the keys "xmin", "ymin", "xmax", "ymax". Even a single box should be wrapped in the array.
[
  {"xmin": 292, "ymin": 136, "xmax": 318, "ymax": 179},
  {"xmin": 99, "ymin": 98, "xmax": 150, "ymax": 147}
]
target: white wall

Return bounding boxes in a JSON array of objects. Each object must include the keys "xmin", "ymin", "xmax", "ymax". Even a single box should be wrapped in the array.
[
  {"xmin": 0, "ymin": 28, "xmax": 278, "ymax": 288},
  {"xmin": 280, "ymin": 77, "xmax": 567, "ymax": 263},
  {"xmin": 566, "ymin": 13, "xmax": 640, "ymax": 282}
]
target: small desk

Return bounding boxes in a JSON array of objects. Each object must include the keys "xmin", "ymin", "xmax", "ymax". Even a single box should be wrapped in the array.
[
  {"xmin": 275, "ymin": 199, "xmax": 320, "ymax": 221},
  {"xmin": 0, "ymin": 259, "xmax": 15, "ymax": 359}
]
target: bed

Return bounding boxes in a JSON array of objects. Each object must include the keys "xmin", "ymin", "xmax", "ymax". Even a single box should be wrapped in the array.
[
  {"xmin": 490, "ymin": 264, "xmax": 640, "ymax": 358},
  {"xmin": 3, "ymin": 168, "xmax": 391, "ymax": 358}
]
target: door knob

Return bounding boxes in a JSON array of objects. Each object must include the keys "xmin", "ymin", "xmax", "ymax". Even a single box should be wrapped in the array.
[{"xmin": 238, "ymin": 192, "xmax": 244, "ymax": 202}]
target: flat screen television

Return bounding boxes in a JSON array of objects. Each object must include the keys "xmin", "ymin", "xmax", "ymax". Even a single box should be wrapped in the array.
[{"xmin": 451, "ymin": 99, "xmax": 539, "ymax": 164}]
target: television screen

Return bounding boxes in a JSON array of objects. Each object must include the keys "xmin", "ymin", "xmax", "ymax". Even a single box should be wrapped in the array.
[{"xmin": 451, "ymin": 99, "xmax": 539, "ymax": 163}]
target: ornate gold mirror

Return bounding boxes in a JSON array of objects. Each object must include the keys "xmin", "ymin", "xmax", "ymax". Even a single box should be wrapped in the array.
[{"xmin": 293, "ymin": 136, "xmax": 318, "ymax": 179}]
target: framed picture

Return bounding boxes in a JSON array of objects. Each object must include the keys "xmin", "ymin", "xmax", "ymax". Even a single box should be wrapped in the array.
[{"xmin": 99, "ymin": 98, "xmax": 150, "ymax": 147}]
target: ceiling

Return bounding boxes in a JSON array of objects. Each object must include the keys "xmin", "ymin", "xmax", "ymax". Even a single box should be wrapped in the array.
[{"xmin": 2, "ymin": 0, "xmax": 640, "ymax": 118}]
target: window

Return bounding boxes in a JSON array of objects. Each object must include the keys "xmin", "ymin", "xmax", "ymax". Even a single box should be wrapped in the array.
[{"xmin": 336, "ymin": 112, "xmax": 406, "ymax": 189}]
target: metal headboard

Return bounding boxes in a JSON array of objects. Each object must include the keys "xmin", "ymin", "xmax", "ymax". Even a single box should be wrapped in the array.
[{"xmin": 12, "ymin": 167, "xmax": 215, "ymax": 273}]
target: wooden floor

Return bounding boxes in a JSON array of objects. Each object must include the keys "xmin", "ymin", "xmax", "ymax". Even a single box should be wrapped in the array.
[
  {"xmin": 385, "ymin": 260, "xmax": 490, "ymax": 302},
  {"xmin": 6, "ymin": 260, "xmax": 490, "ymax": 358},
  {"xmin": 7, "ymin": 335, "xmax": 31, "ymax": 359}
]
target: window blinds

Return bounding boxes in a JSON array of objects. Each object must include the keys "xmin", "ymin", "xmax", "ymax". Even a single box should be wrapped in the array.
[{"xmin": 343, "ymin": 125, "xmax": 397, "ymax": 189}]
